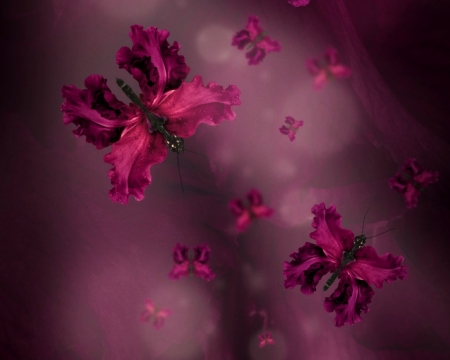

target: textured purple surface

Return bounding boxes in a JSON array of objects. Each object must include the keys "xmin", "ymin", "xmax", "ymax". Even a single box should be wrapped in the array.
[{"xmin": 2, "ymin": 0, "xmax": 450, "ymax": 359}]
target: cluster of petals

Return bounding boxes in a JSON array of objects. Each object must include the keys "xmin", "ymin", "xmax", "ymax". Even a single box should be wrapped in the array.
[
  {"xmin": 140, "ymin": 299, "xmax": 171, "ymax": 329},
  {"xmin": 168, "ymin": 243, "xmax": 215, "ymax": 281},
  {"xmin": 232, "ymin": 15, "xmax": 281, "ymax": 65},
  {"xmin": 283, "ymin": 203, "xmax": 408, "ymax": 327},
  {"xmin": 279, "ymin": 116, "xmax": 304, "ymax": 141},
  {"xmin": 229, "ymin": 189, "xmax": 274, "ymax": 232},
  {"xmin": 288, "ymin": 0, "xmax": 310, "ymax": 6},
  {"xmin": 389, "ymin": 158, "xmax": 439, "ymax": 208},
  {"xmin": 258, "ymin": 332, "xmax": 275, "ymax": 347},
  {"xmin": 61, "ymin": 24, "xmax": 241, "ymax": 204},
  {"xmin": 307, "ymin": 47, "xmax": 352, "ymax": 90}
]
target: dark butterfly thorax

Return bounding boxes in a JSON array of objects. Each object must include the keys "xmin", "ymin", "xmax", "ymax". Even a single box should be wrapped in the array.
[
  {"xmin": 116, "ymin": 78, "xmax": 184, "ymax": 154},
  {"xmin": 323, "ymin": 234, "xmax": 367, "ymax": 291}
]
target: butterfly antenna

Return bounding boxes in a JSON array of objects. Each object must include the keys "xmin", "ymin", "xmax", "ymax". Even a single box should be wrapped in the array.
[
  {"xmin": 361, "ymin": 205, "xmax": 373, "ymax": 235},
  {"xmin": 366, "ymin": 228, "xmax": 395, "ymax": 239},
  {"xmin": 177, "ymin": 154, "xmax": 185, "ymax": 195},
  {"xmin": 184, "ymin": 148, "xmax": 224, "ymax": 172}
]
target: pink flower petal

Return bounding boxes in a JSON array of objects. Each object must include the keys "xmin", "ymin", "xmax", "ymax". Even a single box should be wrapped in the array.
[
  {"xmin": 192, "ymin": 261, "xmax": 216, "ymax": 281},
  {"xmin": 245, "ymin": 15, "xmax": 264, "ymax": 40},
  {"xmin": 168, "ymin": 262, "xmax": 190, "ymax": 280},
  {"xmin": 116, "ymin": 25, "xmax": 190, "ymax": 107},
  {"xmin": 229, "ymin": 199, "xmax": 245, "ymax": 216},
  {"xmin": 231, "ymin": 29, "xmax": 252, "ymax": 49},
  {"xmin": 324, "ymin": 47, "xmax": 341, "ymax": 66},
  {"xmin": 283, "ymin": 242, "xmax": 336, "ymax": 294},
  {"xmin": 328, "ymin": 64, "xmax": 352, "ymax": 79},
  {"xmin": 153, "ymin": 308, "xmax": 171, "ymax": 329},
  {"xmin": 309, "ymin": 203, "xmax": 354, "ymax": 261},
  {"xmin": 246, "ymin": 46, "xmax": 267, "ymax": 65},
  {"xmin": 104, "ymin": 118, "xmax": 168, "ymax": 204},
  {"xmin": 323, "ymin": 273, "xmax": 374, "ymax": 327},
  {"xmin": 154, "ymin": 75, "xmax": 241, "ymax": 138},
  {"xmin": 61, "ymin": 74, "xmax": 139, "ymax": 149},
  {"xmin": 346, "ymin": 246, "xmax": 408, "ymax": 288},
  {"xmin": 236, "ymin": 211, "xmax": 252, "ymax": 232},
  {"xmin": 257, "ymin": 36, "xmax": 281, "ymax": 53},
  {"xmin": 172, "ymin": 243, "xmax": 190, "ymax": 263},
  {"xmin": 306, "ymin": 58, "xmax": 322, "ymax": 75},
  {"xmin": 193, "ymin": 244, "xmax": 211, "ymax": 263}
]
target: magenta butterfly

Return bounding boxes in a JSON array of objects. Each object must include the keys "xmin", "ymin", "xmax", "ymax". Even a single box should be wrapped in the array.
[
  {"xmin": 389, "ymin": 158, "xmax": 438, "ymax": 208},
  {"xmin": 279, "ymin": 116, "xmax": 304, "ymax": 141},
  {"xmin": 283, "ymin": 203, "xmax": 408, "ymax": 327},
  {"xmin": 288, "ymin": 0, "xmax": 310, "ymax": 6},
  {"xmin": 140, "ymin": 299, "xmax": 171, "ymax": 329},
  {"xmin": 307, "ymin": 47, "xmax": 351, "ymax": 90},
  {"xmin": 229, "ymin": 189, "xmax": 274, "ymax": 232},
  {"xmin": 168, "ymin": 243, "xmax": 215, "ymax": 281},
  {"xmin": 258, "ymin": 332, "xmax": 275, "ymax": 348},
  {"xmin": 232, "ymin": 15, "xmax": 281, "ymax": 65},
  {"xmin": 61, "ymin": 25, "xmax": 241, "ymax": 204}
]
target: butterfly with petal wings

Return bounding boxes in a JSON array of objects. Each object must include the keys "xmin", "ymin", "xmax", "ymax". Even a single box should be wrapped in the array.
[
  {"xmin": 168, "ymin": 243, "xmax": 215, "ymax": 281},
  {"xmin": 283, "ymin": 203, "xmax": 408, "ymax": 327},
  {"xmin": 61, "ymin": 25, "xmax": 241, "ymax": 204},
  {"xmin": 232, "ymin": 15, "xmax": 281, "ymax": 65}
]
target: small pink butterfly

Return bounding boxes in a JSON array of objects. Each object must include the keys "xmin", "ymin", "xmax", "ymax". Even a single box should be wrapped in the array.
[
  {"xmin": 232, "ymin": 15, "xmax": 281, "ymax": 65},
  {"xmin": 389, "ymin": 158, "xmax": 438, "ymax": 208},
  {"xmin": 279, "ymin": 116, "xmax": 304, "ymax": 141},
  {"xmin": 140, "ymin": 299, "xmax": 171, "ymax": 329},
  {"xmin": 168, "ymin": 243, "xmax": 215, "ymax": 281},
  {"xmin": 258, "ymin": 332, "xmax": 275, "ymax": 347},
  {"xmin": 229, "ymin": 189, "xmax": 274, "ymax": 232},
  {"xmin": 307, "ymin": 47, "xmax": 351, "ymax": 90},
  {"xmin": 288, "ymin": 0, "xmax": 310, "ymax": 6}
]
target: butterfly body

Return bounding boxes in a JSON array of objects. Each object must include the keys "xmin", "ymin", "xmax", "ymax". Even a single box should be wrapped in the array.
[
  {"xmin": 116, "ymin": 78, "xmax": 184, "ymax": 154},
  {"xmin": 323, "ymin": 234, "xmax": 366, "ymax": 291}
]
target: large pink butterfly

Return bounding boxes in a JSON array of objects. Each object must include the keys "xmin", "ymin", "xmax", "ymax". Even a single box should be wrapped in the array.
[
  {"xmin": 232, "ymin": 15, "xmax": 281, "ymax": 65},
  {"xmin": 307, "ymin": 47, "xmax": 351, "ymax": 90},
  {"xmin": 229, "ymin": 189, "xmax": 274, "ymax": 232},
  {"xmin": 389, "ymin": 158, "xmax": 438, "ymax": 208},
  {"xmin": 168, "ymin": 244, "xmax": 215, "ymax": 281},
  {"xmin": 61, "ymin": 25, "xmax": 241, "ymax": 204},
  {"xmin": 140, "ymin": 299, "xmax": 171, "ymax": 329},
  {"xmin": 283, "ymin": 203, "xmax": 408, "ymax": 327}
]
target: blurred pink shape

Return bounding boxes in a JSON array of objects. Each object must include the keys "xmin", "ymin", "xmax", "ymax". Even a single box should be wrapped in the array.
[
  {"xmin": 307, "ymin": 46, "xmax": 351, "ymax": 90},
  {"xmin": 389, "ymin": 158, "xmax": 439, "ymax": 208},
  {"xmin": 288, "ymin": 0, "xmax": 310, "ymax": 6},
  {"xmin": 258, "ymin": 332, "xmax": 275, "ymax": 347},
  {"xmin": 229, "ymin": 189, "xmax": 274, "ymax": 232},
  {"xmin": 140, "ymin": 299, "xmax": 171, "ymax": 329}
]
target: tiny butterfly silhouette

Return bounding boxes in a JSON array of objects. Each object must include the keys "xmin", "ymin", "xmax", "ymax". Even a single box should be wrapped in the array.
[
  {"xmin": 258, "ymin": 332, "xmax": 275, "ymax": 347},
  {"xmin": 168, "ymin": 243, "xmax": 215, "ymax": 281},
  {"xmin": 283, "ymin": 203, "xmax": 407, "ymax": 327},
  {"xmin": 232, "ymin": 15, "xmax": 281, "ymax": 65},
  {"xmin": 307, "ymin": 47, "xmax": 351, "ymax": 90},
  {"xmin": 229, "ymin": 188, "xmax": 274, "ymax": 232},
  {"xmin": 140, "ymin": 299, "xmax": 171, "ymax": 329},
  {"xmin": 279, "ymin": 116, "xmax": 304, "ymax": 141},
  {"xmin": 389, "ymin": 158, "xmax": 438, "ymax": 208}
]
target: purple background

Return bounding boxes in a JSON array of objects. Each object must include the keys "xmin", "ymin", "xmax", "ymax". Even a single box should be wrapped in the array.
[{"xmin": 1, "ymin": 0, "xmax": 450, "ymax": 359}]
